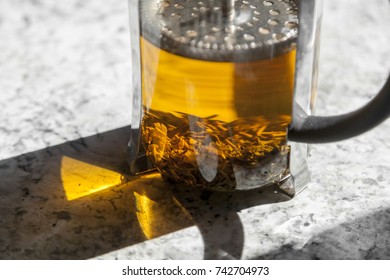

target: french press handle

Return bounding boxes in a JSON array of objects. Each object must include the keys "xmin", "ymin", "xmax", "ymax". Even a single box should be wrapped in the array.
[
  {"xmin": 288, "ymin": 0, "xmax": 390, "ymax": 143},
  {"xmin": 288, "ymin": 76, "xmax": 390, "ymax": 143}
]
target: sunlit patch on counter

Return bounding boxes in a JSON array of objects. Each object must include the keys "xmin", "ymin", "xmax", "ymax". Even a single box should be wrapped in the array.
[{"xmin": 61, "ymin": 156, "xmax": 125, "ymax": 201}]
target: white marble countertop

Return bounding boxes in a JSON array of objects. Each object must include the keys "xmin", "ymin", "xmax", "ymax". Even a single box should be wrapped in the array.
[{"xmin": 1, "ymin": 0, "xmax": 390, "ymax": 259}]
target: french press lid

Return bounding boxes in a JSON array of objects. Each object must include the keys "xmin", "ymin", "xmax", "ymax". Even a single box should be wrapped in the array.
[{"xmin": 140, "ymin": 0, "xmax": 299, "ymax": 62}]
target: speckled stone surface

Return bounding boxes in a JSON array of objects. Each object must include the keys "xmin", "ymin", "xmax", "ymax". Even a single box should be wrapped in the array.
[{"xmin": 1, "ymin": 0, "xmax": 390, "ymax": 260}]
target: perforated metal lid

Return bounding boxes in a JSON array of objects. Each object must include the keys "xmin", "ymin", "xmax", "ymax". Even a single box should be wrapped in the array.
[{"xmin": 140, "ymin": 0, "xmax": 298, "ymax": 62}]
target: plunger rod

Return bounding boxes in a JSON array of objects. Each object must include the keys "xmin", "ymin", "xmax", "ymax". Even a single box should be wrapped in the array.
[{"xmin": 221, "ymin": 0, "xmax": 235, "ymax": 20}]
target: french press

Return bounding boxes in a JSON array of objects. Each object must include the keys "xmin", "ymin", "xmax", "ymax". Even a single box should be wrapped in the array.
[{"xmin": 127, "ymin": 0, "xmax": 390, "ymax": 194}]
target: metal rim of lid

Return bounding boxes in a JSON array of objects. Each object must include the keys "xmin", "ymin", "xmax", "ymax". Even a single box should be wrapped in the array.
[{"xmin": 140, "ymin": 0, "xmax": 299, "ymax": 62}]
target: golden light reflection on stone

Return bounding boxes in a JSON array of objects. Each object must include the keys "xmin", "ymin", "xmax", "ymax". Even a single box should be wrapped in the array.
[
  {"xmin": 61, "ymin": 158, "xmax": 194, "ymax": 239},
  {"xmin": 61, "ymin": 156, "xmax": 124, "ymax": 201},
  {"xmin": 133, "ymin": 182, "xmax": 194, "ymax": 240}
]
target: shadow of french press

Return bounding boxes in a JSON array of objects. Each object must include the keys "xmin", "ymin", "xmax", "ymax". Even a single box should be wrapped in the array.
[
  {"xmin": 0, "ymin": 125, "xmax": 290, "ymax": 259},
  {"xmin": 171, "ymin": 182, "xmax": 292, "ymax": 259},
  {"xmin": 0, "ymin": 126, "xmax": 150, "ymax": 259}
]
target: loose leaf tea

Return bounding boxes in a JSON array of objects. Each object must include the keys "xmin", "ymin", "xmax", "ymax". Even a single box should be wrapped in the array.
[{"xmin": 142, "ymin": 109, "xmax": 291, "ymax": 191}]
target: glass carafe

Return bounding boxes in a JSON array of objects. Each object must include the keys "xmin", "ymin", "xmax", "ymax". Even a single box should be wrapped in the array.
[{"xmin": 127, "ymin": 0, "xmax": 390, "ymax": 194}]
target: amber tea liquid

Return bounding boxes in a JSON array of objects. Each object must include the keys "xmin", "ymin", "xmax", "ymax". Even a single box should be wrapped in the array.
[{"xmin": 140, "ymin": 36, "xmax": 296, "ymax": 190}]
